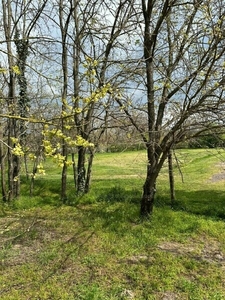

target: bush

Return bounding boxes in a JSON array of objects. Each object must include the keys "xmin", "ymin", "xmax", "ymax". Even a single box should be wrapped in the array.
[{"xmin": 189, "ymin": 134, "xmax": 225, "ymax": 149}]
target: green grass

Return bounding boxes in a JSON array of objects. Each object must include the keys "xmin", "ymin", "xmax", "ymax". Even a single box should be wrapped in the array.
[{"xmin": 1, "ymin": 149, "xmax": 225, "ymax": 299}]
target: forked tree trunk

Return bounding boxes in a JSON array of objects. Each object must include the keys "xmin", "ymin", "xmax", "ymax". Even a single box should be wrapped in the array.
[{"xmin": 141, "ymin": 148, "xmax": 170, "ymax": 217}]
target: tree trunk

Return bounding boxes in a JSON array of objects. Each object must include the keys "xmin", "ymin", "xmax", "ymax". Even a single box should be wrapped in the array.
[
  {"xmin": 59, "ymin": 0, "xmax": 72, "ymax": 202},
  {"xmin": 13, "ymin": 154, "xmax": 20, "ymax": 197},
  {"xmin": 168, "ymin": 149, "xmax": 175, "ymax": 207},
  {"xmin": 2, "ymin": 0, "xmax": 19, "ymax": 200},
  {"xmin": 77, "ymin": 146, "xmax": 86, "ymax": 194},
  {"xmin": 141, "ymin": 147, "xmax": 170, "ymax": 217},
  {"xmin": 71, "ymin": 153, "xmax": 77, "ymax": 190},
  {"xmin": 6, "ymin": 67, "xmax": 19, "ymax": 201},
  {"xmin": 140, "ymin": 165, "xmax": 157, "ymax": 217},
  {"xmin": 61, "ymin": 138, "xmax": 68, "ymax": 202},
  {"xmin": 85, "ymin": 148, "xmax": 94, "ymax": 193},
  {"xmin": 30, "ymin": 175, "xmax": 35, "ymax": 197},
  {"xmin": 7, "ymin": 120, "xmax": 19, "ymax": 200},
  {"xmin": 61, "ymin": 156, "xmax": 67, "ymax": 202},
  {"xmin": 0, "ymin": 143, "xmax": 7, "ymax": 202},
  {"xmin": 30, "ymin": 153, "xmax": 43, "ymax": 197}
]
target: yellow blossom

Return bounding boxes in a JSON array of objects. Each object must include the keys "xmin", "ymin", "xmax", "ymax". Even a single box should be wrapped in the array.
[
  {"xmin": 12, "ymin": 144, "xmax": 24, "ymax": 156},
  {"xmin": 37, "ymin": 163, "xmax": 46, "ymax": 175},
  {"xmin": 28, "ymin": 153, "xmax": 37, "ymax": 160},
  {"xmin": 12, "ymin": 65, "xmax": 21, "ymax": 75},
  {"xmin": 0, "ymin": 68, "xmax": 7, "ymax": 73}
]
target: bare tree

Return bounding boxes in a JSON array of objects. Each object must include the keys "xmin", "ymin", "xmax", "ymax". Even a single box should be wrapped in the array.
[
  {"xmin": 58, "ymin": 0, "xmax": 137, "ymax": 194},
  {"xmin": 2, "ymin": 0, "xmax": 224, "ymax": 214},
  {"xmin": 1, "ymin": 0, "xmax": 18, "ymax": 200},
  {"xmin": 0, "ymin": 0, "xmax": 48, "ymax": 200},
  {"xmin": 130, "ymin": 0, "xmax": 225, "ymax": 217}
]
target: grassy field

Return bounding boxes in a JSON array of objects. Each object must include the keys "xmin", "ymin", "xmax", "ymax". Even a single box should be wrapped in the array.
[{"xmin": 1, "ymin": 149, "xmax": 225, "ymax": 299}]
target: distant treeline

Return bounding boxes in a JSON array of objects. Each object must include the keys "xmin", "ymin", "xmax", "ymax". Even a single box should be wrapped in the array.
[{"xmin": 100, "ymin": 133, "xmax": 225, "ymax": 153}]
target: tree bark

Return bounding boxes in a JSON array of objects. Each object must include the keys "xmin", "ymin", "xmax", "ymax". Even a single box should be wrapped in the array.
[
  {"xmin": 77, "ymin": 146, "xmax": 86, "ymax": 194},
  {"xmin": 140, "ymin": 164, "xmax": 157, "ymax": 217},
  {"xmin": 71, "ymin": 152, "xmax": 77, "ymax": 190},
  {"xmin": 168, "ymin": 150, "xmax": 175, "ymax": 207},
  {"xmin": 0, "ymin": 142, "xmax": 7, "ymax": 202},
  {"xmin": 85, "ymin": 148, "xmax": 94, "ymax": 193},
  {"xmin": 59, "ymin": 0, "xmax": 74, "ymax": 202}
]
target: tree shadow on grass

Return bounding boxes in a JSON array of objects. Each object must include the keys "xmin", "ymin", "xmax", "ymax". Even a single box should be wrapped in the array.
[
  {"xmin": 19, "ymin": 176, "xmax": 225, "ymax": 222},
  {"xmin": 71, "ymin": 185, "xmax": 143, "ymax": 233},
  {"xmin": 96, "ymin": 185, "xmax": 142, "ymax": 204},
  {"xmin": 168, "ymin": 189, "xmax": 225, "ymax": 220},
  {"xmin": 78, "ymin": 185, "xmax": 225, "ymax": 231},
  {"xmin": 18, "ymin": 178, "xmax": 62, "ymax": 208}
]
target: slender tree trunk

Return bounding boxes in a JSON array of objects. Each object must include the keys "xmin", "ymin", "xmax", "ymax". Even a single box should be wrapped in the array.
[
  {"xmin": 0, "ymin": 143, "xmax": 7, "ymax": 202},
  {"xmin": 61, "ymin": 144, "xmax": 68, "ymax": 202},
  {"xmin": 13, "ymin": 153, "xmax": 20, "ymax": 197},
  {"xmin": 140, "ymin": 1, "xmax": 156, "ymax": 216},
  {"xmin": 30, "ymin": 175, "xmax": 35, "ymax": 197},
  {"xmin": 77, "ymin": 146, "xmax": 86, "ymax": 194},
  {"xmin": 59, "ymin": 0, "xmax": 73, "ymax": 202},
  {"xmin": 0, "ymin": 119, "xmax": 7, "ymax": 202},
  {"xmin": 2, "ymin": 0, "xmax": 19, "ymax": 200},
  {"xmin": 24, "ymin": 154, "xmax": 29, "ymax": 180},
  {"xmin": 72, "ymin": 2, "xmax": 85, "ymax": 195},
  {"xmin": 72, "ymin": 152, "xmax": 77, "ymax": 190},
  {"xmin": 168, "ymin": 149, "xmax": 175, "ymax": 207},
  {"xmin": 85, "ymin": 148, "xmax": 94, "ymax": 193},
  {"xmin": 7, "ymin": 110, "xmax": 19, "ymax": 201},
  {"xmin": 15, "ymin": 31, "xmax": 29, "ymax": 193},
  {"xmin": 30, "ymin": 158, "xmax": 38, "ymax": 197}
]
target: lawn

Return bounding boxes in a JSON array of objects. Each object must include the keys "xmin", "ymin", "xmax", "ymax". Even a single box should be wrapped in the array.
[{"xmin": 1, "ymin": 149, "xmax": 225, "ymax": 299}]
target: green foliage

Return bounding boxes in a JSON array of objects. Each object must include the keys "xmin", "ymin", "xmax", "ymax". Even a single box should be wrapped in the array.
[
  {"xmin": 189, "ymin": 133, "xmax": 225, "ymax": 149},
  {"xmin": 107, "ymin": 142, "xmax": 146, "ymax": 153}
]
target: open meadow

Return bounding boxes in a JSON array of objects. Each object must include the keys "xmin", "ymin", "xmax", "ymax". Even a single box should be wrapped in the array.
[{"xmin": 1, "ymin": 149, "xmax": 225, "ymax": 299}]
